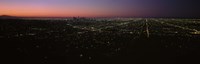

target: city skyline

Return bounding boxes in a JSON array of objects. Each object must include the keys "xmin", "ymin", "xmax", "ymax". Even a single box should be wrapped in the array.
[{"xmin": 0, "ymin": 0, "xmax": 200, "ymax": 17}]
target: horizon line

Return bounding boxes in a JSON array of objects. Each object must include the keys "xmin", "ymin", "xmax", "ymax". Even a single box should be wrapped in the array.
[{"xmin": 1, "ymin": 15, "xmax": 200, "ymax": 19}]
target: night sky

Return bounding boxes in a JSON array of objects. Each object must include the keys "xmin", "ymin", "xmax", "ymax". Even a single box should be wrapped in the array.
[{"xmin": 0, "ymin": 0, "xmax": 200, "ymax": 17}]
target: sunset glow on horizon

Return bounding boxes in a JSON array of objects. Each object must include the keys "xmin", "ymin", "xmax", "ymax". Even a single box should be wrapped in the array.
[{"xmin": 1, "ymin": 0, "xmax": 200, "ymax": 17}]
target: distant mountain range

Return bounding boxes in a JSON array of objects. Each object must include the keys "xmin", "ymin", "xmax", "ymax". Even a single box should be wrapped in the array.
[{"xmin": 0, "ymin": 15, "xmax": 20, "ymax": 19}]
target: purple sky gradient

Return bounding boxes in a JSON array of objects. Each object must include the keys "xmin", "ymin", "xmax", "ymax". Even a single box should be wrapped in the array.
[{"xmin": 0, "ymin": 0, "xmax": 200, "ymax": 17}]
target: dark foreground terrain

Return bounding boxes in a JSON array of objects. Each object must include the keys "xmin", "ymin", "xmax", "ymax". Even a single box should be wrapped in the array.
[{"xmin": 1, "ymin": 18, "xmax": 200, "ymax": 64}]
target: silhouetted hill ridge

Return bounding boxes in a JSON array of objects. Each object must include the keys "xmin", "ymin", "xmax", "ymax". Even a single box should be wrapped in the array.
[{"xmin": 0, "ymin": 15, "xmax": 20, "ymax": 19}]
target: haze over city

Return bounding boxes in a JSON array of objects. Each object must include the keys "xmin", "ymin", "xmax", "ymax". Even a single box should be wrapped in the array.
[{"xmin": 1, "ymin": 0, "xmax": 200, "ymax": 17}]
